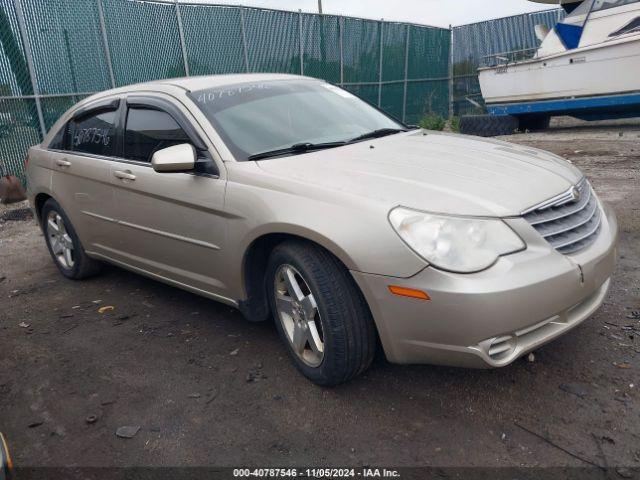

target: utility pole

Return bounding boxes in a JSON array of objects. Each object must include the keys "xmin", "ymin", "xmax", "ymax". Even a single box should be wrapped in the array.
[{"xmin": 318, "ymin": 0, "xmax": 322, "ymax": 14}]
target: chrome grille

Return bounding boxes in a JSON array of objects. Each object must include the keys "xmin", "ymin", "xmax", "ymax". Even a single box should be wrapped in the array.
[{"xmin": 523, "ymin": 179, "xmax": 602, "ymax": 255}]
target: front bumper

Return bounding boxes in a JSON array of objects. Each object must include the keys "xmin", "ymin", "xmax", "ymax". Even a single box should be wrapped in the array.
[{"xmin": 352, "ymin": 202, "xmax": 618, "ymax": 368}]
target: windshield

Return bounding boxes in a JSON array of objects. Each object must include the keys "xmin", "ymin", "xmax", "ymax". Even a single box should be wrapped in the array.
[{"xmin": 188, "ymin": 80, "xmax": 404, "ymax": 161}]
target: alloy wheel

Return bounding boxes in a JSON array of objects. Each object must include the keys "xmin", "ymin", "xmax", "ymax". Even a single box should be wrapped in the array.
[
  {"xmin": 46, "ymin": 211, "xmax": 75, "ymax": 269},
  {"xmin": 273, "ymin": 264, "xmax": 324, "ymax": 367}
]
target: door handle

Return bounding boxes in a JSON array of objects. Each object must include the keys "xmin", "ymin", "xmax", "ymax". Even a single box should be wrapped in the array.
[
  {"xmin": 114, "ymin": 170, "xmax": 136, "ymax": 181},
  {"xmin": 55, "ymin": 159, "xmax": 71, "ymax": 168}
]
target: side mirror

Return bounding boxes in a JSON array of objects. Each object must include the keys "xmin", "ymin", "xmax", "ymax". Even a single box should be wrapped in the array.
[{"xmin": 151, "ymin": 143, "xmax": 196, "ymax": 173}]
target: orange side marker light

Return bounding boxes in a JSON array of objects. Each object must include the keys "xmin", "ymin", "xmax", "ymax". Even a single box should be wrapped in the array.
[{"xmin": 388, "ymin": 285, "xmax": 431, "ymax": 301}]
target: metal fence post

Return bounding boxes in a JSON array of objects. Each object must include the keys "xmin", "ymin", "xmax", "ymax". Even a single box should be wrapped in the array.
[
  {"xmin": 13, "ymin": 0, "xmax": 46, "ymax": 137},
  {"xmin": 401, "ymin": 24, "xmax": 410, "ymax": 123},
  {"xmin": 97, "ymin": 0, "xmax": 115, "ymax": 88},
  {"xmin": 175, "ymin": 0, "xmax": 190, "ymax": 76},
  {"xmin": 239, "ymin": 7, "xmax": 250, "ymax": 73},
  {"xmin": 448, "ymin": 25, "xmax": 454, "ymax": 120},
  {"xmin": 298, "ymin": 10, "xmax": 304, "ymax": 75},
  {"xmin": 377, "ymin": 19, "xmax": 384, "ymax": 107},
  {"xmin": 339, "ymin": 16, "xmax": 344, "ymax": 85}
]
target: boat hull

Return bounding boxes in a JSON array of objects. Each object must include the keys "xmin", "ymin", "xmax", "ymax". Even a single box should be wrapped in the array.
[
  {"xmin": 478, "ymin": 34, "xmax": 640, "ymax": 107},
  {"xmin": 485, "ymin": 92, "xmax": 640, "ymax": 120}
]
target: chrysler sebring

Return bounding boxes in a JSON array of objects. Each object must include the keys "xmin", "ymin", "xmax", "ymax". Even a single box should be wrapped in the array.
[{"xmin": 26, "ymin": 74, "xmax": 618, "ymax": 385}]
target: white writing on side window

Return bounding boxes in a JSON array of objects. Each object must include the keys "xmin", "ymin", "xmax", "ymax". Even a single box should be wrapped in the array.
[{"xmin": 73, "ymin": 128, "xmax": 112, "ymax": 147}]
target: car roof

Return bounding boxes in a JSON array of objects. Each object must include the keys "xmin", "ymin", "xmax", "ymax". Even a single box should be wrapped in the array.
[
  {"xmin": 123, "ymin": 73, "xmax": 320, "ymax": 93},
  {"xmin": 81, "ymin": 73, "xmax": 321, "ymax": 105}
]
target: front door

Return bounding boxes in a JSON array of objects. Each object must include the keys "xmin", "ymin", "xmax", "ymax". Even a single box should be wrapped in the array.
[{"xmin": 109, "ymin": 96, "xmax": 229, "ymax": 299}]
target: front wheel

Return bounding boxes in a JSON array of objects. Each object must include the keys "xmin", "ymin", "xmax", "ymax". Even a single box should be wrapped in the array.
[{"xmin": 266, "ymin": 240, "xmax": 377, "ymax": 386}]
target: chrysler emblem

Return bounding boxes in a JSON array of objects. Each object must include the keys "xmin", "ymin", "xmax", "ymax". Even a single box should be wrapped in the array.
[{"xmin": 570, "ymin": 186, "xmax": 581, "ymax": 202}]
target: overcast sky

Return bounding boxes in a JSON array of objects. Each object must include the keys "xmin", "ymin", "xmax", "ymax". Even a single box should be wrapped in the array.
[{"xmin": 190, "ymin": 0, "xmax": 554, "ymax": 27}]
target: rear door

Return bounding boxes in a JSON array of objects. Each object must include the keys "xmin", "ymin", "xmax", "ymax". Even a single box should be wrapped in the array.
[
  {"xmin": 49, "ymin": 98, "xmax": 122, "ymax": 256},
  {"xmin": 109, "ymin": 94, "xmax": 229, "ymax": 299}
]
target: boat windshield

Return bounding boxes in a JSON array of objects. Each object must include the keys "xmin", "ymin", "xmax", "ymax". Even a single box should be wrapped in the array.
[
  {"xmin": 566, "ymin": 0, "xmax": 638, "ymax": 21},
  {"xmin": 593, "ymin": 0, "xmax": 639, "ymax": 11}
]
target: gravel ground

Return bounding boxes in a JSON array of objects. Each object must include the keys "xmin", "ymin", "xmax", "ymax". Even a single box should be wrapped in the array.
[{"xmin": 0, "ymin": 118, "xmax": 638, "ymax": 473}]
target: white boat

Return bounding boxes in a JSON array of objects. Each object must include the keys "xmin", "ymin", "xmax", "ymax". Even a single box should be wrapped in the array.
[{"xmin": 477, "ymin": 0, "xmax": 640, "ymax": 126}]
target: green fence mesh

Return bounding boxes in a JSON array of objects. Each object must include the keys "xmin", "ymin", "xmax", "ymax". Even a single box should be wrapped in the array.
[
  {"xmin": 0, "ymin": 98, "xmax": 40, "ymax": 182},
  {"xmin": 102, "ymin": 0, "xmax": 185, "ymax": 85},
  {"xmin": 301, "ymin": 13, "xmax": 341, "ymax": 84},
  {"xmin": 244, "ymin": 8, "xmax": 300, "ymax": 74},
  {"xmin": 406, "ymin": 79, "xmax": 450, "ymax": 123},
  {"xmin": 0, "ymin": 0, "xmax": 560, "ymax": 184},
  {"xmin": 380, "ymin": 82, "xmax": 404, "ymax": 120},
  {"xmin": 180, "ymin": 5, "xmax": 245, "ymax": 75},
  {"xmin": 20, "ymin": 0, "xmax": 111, "ymax": 95},
  {"xmin": 408, "ymin": 25, "xmax": 450, "ymax": 80},
  {"xmin": 0, "ymin": 0, "xmax": 38, "ymax": 183},
  {"xmin": 381, "ymin": 23, "xmax": 406, "ymax": 82},
  {"xmin": 342, "ymin": 17, "xmax": 380, "ymax": 84},
  {"xmin": 0, "ymin": 0, "xmax": 31, "ymax": 97},
  {"xmin": 343, "ymin": 83, "xmax": 379, "ymax": 107}
]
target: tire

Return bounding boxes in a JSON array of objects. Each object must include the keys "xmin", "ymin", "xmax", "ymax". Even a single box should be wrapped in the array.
[
  {"xmin": 266, "ymin": 240, "xmax": 376, "ymax": 386},
  {"xmin": 517, "ymin": 115, "xmax": 550, "ymax": 132},
  {"xmin": 460, "ymin": 114, "xmax": 520, "ymax": 137},
  {"xmin": 41, "ymin": 198, "xmax": 102, "ymax": 280}
]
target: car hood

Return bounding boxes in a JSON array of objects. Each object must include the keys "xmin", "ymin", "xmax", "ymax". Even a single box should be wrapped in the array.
[{"xmin": 256, "ymin": 130, "xmax": 583, "ymax": 217}]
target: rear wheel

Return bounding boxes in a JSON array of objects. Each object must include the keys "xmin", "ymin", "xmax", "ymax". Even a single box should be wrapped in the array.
[
  {"xmin": 42, "ymin": 198, "xmax": 102, "ymax": 279},
  {"xmin": 266, "ymin": 240, "xmax": 376, "ymax": 386},
  {"xmin": 460, "ymin": 114, "xmax": 519, "ymax": 137}
]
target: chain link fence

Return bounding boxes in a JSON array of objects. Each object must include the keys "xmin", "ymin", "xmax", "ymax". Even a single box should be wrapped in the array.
[{"xmin": 0, "ymin": 0, "xmax": 560, "ymax": 183}]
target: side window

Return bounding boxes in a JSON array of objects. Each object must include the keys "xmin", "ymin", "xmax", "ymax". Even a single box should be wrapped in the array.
[
  {"xmin": 69, "ymin": 109, "xmax": 117, "ymax": 157},
  {"xmin": 124, "ymin": 107, "xmax": 192, "ymax": 163},
  {"xmin": 48, "ymin": 124, "xmax": 66, "ymax": 150},
  {"xmin": 610, "ymin": 16, "xmax": 640, "ymax": 35}
]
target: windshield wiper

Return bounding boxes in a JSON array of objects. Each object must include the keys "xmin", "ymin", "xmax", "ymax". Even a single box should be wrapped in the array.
[
  {"xmin": 347, "ymin": 128, "xmax": 408, "ymax": 144},
  {"xmin": 247, "ymin": 128, "xmax": 409, "ymax": 160},
  {"xmin": 248, "ymin": 141, "xmax": 347, "ymax": 161}
]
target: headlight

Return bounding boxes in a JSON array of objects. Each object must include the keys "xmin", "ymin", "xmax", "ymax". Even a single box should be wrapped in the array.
[{"xmin": 389, "ymin": 207, "xmax": 525, "ymax": 273}]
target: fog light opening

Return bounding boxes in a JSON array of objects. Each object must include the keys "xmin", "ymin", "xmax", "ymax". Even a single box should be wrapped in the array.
[{"xmin": 487, "ymin": 335, "xmax": 517, "ymax": 361}]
